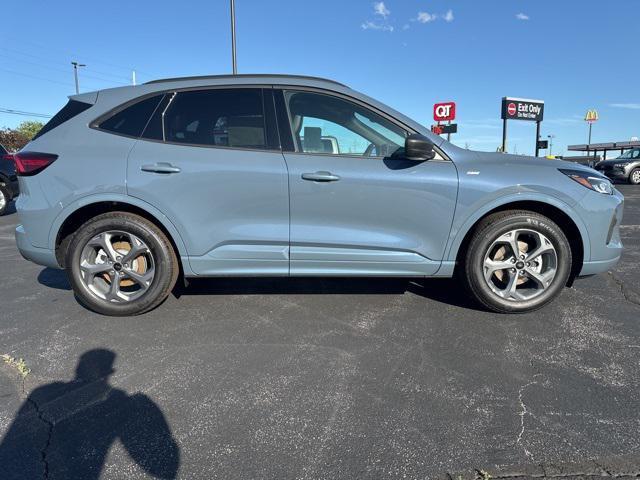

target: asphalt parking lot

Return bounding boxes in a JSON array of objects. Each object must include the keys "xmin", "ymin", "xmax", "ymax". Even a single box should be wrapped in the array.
[{"xmin": 0, "ymin": 185, "xmax": 639, "ymax": 479}]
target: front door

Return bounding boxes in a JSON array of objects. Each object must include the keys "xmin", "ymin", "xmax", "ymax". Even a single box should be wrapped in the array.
[
  {"xmin": 276, "ymin": 89, "xmax": 458, "ymax": 276},
  {"xmin": 127, "ymin": 87, "xmax": 290, "ymax": 276}
]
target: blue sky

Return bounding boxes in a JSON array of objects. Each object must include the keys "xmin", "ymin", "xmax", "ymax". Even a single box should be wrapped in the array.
[{"xmin": 1, "ymin": 0, "xmax": 639, "ymax": 156}]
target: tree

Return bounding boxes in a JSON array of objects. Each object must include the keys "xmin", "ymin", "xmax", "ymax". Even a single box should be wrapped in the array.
[
  {"xmin": 0, "ymin": 128, "xmax": 29, "ymax": 152},
  {"xmin": 16, "ymin": 120, "xmax": 45, "ymax": 140}
]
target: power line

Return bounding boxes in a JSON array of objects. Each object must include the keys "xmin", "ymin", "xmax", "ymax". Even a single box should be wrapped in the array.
[
  {"xmin": 0, "ymin": 47, "xmax": 135, "ymax": 83},
  {"xmin": 0, "ymin": 67, "xmax": 73, "ymax": 87},
  {"xmin": 0, "ymin": 108, "xmax": 52, "ymax": 119},
  {"xmin": 14, "ymin": 39, "xmax": 159, "ymax": 78},
  {"xmin": 0, "ymin": 52, "xmax": 130, "ymax": 86}
]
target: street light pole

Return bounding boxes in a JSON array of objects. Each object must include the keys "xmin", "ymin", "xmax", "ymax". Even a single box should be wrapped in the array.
[
  {"xmin": 547, "ymin": 134, "xmax": 555, "ymax": 155},
  {"xmin": 71, "ymin": 61, "xmax": 86, "ymax": 94},
  {"xmin": 230, "ymin": 0, "xmax": 237, "ymax": 74}
]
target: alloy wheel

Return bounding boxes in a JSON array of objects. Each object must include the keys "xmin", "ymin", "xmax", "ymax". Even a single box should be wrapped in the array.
[
  {"xmin": 483, "ymin": 228, "xmax": 558, "ymax": 302},
  {"xmin": 78, "ymin": 230, "xmax": 155, "ymax": 303}
]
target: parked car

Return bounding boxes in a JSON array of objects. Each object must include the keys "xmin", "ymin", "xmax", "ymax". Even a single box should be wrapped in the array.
[
  {"xmin": 12, "ymin": 75, "xmax": 624, "ymax": 316},
  {"xmin": 595, "ymin": 148, "xmax": 640, "ymax": 184},
  {"xmin": 0, "ymin": 143, "xmax": 19, "ymax": 216}
]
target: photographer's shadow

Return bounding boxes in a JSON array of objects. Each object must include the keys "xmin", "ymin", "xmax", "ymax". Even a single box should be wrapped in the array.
[{"xmin": 0, "ymin": 349, "xmax": 180, "ymax": 480}]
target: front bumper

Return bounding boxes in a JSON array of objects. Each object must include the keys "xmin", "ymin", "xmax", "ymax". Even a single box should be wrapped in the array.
[
  {"xmin": 577, "ymin": 188, "xmax": 624, "ymax": 276},
  {"xmin": 595, "ymin": 165, "xmax": 630, "ymax": 181},
  {"xmin": 15, "ymin": 224, "xmax": 60, "ymax": 269}
]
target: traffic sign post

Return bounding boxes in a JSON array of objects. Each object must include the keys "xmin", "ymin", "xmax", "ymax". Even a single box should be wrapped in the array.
[{"xmin": 500, "ymin": 97, "xmax": 545, "ymax": 155}]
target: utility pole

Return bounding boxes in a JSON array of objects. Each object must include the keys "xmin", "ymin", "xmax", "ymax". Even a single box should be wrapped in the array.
[
  {"xmin": 71, "ymin": 61, "xmax": 86, "ymax": 94},
  {"xmin": 230, "ymin": 0, "xmax": 237, "ymax": 74}
]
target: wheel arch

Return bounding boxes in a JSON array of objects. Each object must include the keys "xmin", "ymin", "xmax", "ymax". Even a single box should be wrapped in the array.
[
  {"xmin": 447, "ymin": 198, "xmax": 589, "ymax": 283},
  {"xmin": 51, "ymin": 195, "xmax": 189, "ymax": 272}
]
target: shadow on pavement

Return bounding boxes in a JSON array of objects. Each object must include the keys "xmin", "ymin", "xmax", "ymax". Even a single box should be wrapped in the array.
[
  {"xmin": 37, "ymin": 265, "xmax": 482, "ymax": 311},
  {"xmin": 179, "ymin": 277, "xmax": 482, "ymax": 310},
  {"xmin": 37, "ymin": 267, "xmax": 71, "ymax": 290},
  {"xmin": 0, "ymin": 349, "xmax": 180, "ymax": 480}
]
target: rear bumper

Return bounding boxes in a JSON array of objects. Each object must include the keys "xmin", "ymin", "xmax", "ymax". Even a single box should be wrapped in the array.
[{"xmin": 15, "ymin": 224, "xmax": 60, "ymax": 269}]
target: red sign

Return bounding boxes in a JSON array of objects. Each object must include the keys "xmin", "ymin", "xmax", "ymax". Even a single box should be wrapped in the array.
[
  {"xmin": 433, "ymin": 102, "xmax": 456, "ymax": 122},
  {"xmin": 431, "ymin": 124, "xmax": 444, "ymax": 135},
  {"xmin": 507, "ymin": 102, "xmax": 517, "ymax": 116}
]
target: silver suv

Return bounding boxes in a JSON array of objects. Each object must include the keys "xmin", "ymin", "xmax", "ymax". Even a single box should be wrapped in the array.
[{"xmin": 11, "ymin": 74, "xmax": 624, "ymax": 316}]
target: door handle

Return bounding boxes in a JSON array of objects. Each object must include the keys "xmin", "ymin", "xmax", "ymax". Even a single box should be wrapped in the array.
[
  {"xmin": 301, "ymin": 171, "xmax": 340, "ymax": 182},
  {"xmin": 141, "ymin": 162, "xmax": 181, "ymax": 174}
]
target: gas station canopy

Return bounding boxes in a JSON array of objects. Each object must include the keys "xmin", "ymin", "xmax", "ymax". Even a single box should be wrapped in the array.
[{"xmin": 568, "ymin": 141, "xmax": 640, "ymax": 154}]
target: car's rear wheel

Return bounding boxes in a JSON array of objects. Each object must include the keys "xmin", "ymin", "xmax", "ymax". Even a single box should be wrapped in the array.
[
  {"xmin": 66, "ymin": 212, "xmax": 179, "ymax": 316},
  {"xmin": 629, "ymin": 168, "xmax": 640, "ymax": 185},
  {"xmin": 0, "ymin": 184, "xmax": 9, "ymax": 216},
  {"xmin": 462, "ymin": 210, "xmax": 572, "ymax": 313}
]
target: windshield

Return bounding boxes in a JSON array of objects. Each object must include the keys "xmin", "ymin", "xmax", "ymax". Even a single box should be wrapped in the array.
[{"xmin": 618, "ymin": 149, "xmax": 640, "ymax": 159}]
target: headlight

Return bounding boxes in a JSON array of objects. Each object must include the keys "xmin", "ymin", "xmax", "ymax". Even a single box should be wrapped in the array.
[
  {"xmin": 559, "ymin": 169, "xmax": 613, "ymax": 195},
  {"xmin": 614, "ymin": 163, "xmax": 629, "ymax": 169}
]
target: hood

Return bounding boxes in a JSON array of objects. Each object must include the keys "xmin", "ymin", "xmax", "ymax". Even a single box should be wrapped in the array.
[{"xmin": 472, "ymin": 151, "xmax": 598, "ymax": 175}]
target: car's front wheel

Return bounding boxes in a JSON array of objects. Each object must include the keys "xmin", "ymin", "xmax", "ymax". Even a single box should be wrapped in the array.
[
  {"xmin": 629, "ymin": 168, "xmax": 640, "ymax": 185},
  {"xmin": 0, "ymin": 184, "xmax": 9, "ymax": 216},
  {"xmin": 462, "ymin": 210, "xmax": 572, "ymax": 313},
  {"xmin": 66, "ymin": 212, "xmax": 179, "ymax": 316}
]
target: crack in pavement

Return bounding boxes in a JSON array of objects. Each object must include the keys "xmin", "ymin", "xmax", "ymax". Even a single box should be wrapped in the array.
[
  {"xmin": 516, "ymin": 374, "xmax": 542, "ymax": 463},
  {"xmin": 609, "ymin": 272, "xmax": 640, "ymax": 307},
  {"xmin": 25, "ymin": 396, "xmax": 53, "ymax": 480}
]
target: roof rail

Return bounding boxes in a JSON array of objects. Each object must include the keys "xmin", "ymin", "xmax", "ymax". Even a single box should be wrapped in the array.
[{"xmin": 145, "ymin": 74, "xmax": 348, "ymax": 88}]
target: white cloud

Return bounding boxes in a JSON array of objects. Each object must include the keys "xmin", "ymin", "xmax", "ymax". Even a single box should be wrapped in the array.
[
  {"xmin": 516, "ymin": 13, "xmax": 530, "ymax": 21},
  {"xmin": 414, "ymin": 9, "xmax": 454, "ymax": 24},
  {"xmin": 443, "ymin": 9, "xmax": 454, "ymax": 23},
  {"xmin": 610, "ymin": 103, "xmax": 640, "ymax": 110},
  {"xmin": 361, "ymin": 21, "xmax": 394, "ymax": 32},
  {"xmin": 416, "ymin": 11, "xmax": 437, "ymax": 23},
  {"xmin": 374, "ymin": 1, "xmax": 390, "ymax": 18}
]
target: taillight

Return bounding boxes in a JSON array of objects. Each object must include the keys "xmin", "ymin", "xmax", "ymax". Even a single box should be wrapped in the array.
[{"xmin": 10, "ymin": 152, "xmax": 58, "ymax": 176}]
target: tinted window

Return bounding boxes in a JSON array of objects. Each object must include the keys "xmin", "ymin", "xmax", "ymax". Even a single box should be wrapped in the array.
[
  {"xmin": 99, "ymin": 95, "xmax": 164, "ymax": 137},
  {"xmin": 159, "ymin": 89, "xmax": 267, "ymax": 149},
  {"xmin": 284, "ymin": 90, "xmax": 407, "ymax": 157},
  {"xmin": 33, "ymin": 100, "xmax": 92, "ymax": 140}
]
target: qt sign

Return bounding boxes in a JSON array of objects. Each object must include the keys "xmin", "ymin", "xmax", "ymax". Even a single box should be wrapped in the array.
[
  {"xmin": 501, "ymin": 97, "xmax": 544, "ymax": 122},
  {"xmin": 433, "ymin": 102, "xmax": 456, "ymax": 122}
]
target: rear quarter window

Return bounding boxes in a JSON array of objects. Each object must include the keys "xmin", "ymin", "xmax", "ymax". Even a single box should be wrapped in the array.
[
  {"xmin": 33, "ymin": 100, "xmax": 93, "ymax": 140},
  {"xmin": 98, "ymin": 95, "xmax": 165, "ymax": 138}
]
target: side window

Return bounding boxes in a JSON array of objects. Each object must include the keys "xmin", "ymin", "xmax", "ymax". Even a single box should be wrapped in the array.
[
  {"xmin": 284, "ymin": 90, "xmax": 407, "ymax": 157},
  {"xmin": 154, "ymin": 88, "xmax": 267, "ymax": 149},
  {"xmin": 99, "ymin": 95, "xmax": 164, "ymax": 137}
]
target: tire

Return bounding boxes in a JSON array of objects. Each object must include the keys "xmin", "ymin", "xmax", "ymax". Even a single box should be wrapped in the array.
[
  {"xmin": 0, "ymin": 184, "xmax": 9, "ymax": 216},
  {"xmin": 629, "ymin": 168, "xmax": 640, "ymax": 185},
  {"xmin": 462, "ymin": 210, "xmax": 572, "ymax": 314},
  {"xmin": 65, "ymin": 212, "xmax": 179, "ymax": 316}
]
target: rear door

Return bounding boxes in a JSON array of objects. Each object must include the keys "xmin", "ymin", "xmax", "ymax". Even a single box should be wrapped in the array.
[
  {"xmin": 275, "ymin": 88, "xmax": 458, "ymax": 276},
  {"xmin": 125, "ymin": 87, "xmax": 290, "ymax": 276}
]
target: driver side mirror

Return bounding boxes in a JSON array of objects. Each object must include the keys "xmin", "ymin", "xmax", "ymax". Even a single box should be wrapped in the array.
[{"xmin": 404, "ymin": 134, "xmax": 436, "ymax": 161}]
